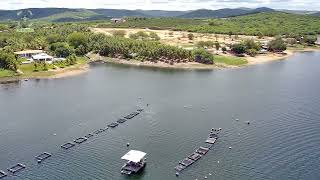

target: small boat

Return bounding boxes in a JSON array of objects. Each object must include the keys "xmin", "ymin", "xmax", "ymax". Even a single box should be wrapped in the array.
[{"xmin": 121, "ymin": 150, "xmax": 147, "ymax": 175}]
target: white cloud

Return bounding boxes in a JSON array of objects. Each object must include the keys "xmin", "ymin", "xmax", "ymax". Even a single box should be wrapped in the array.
[{"xmin": 0, "ymin": 0, "xmax": 319, "ymax": 11}]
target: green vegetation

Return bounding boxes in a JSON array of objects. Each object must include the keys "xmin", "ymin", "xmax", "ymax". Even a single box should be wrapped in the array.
[
  {"xmin": 0, "ymin": 69, "xmax": 16, "ymax": 77},
  {"xmin": 268, "ymin": 37, "xmax": 287, "ymax": 52},
  {"xmin": 215, "ymin": 55, "xmax": 248, "ymax": 66},
  {"xmin": 231, "ymin": 39, "xmax": 262, "ymax": 56},
  {"xmin": 105, "ymin": 13, "xmax": 320, "ymax": 37},
  {"xmin": 129, "ymin": 31, "xmax": 160, "ymax": 41}
]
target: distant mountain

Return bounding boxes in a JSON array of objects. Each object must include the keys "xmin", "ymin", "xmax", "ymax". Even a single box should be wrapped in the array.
[
  {"xmin": 2, "ymin": 7, "xmax": 314, "ymax": 22},
  {"xmin": 312, "ymin": 12, "xmax": 320, "ymax": 16},
  {"xmin": 136, "ymin": 10, "xmax": 186, "ymax": 17},
  {"xmin": 179, "ymin": 7, "xmax": 275, "ymax": 18}
]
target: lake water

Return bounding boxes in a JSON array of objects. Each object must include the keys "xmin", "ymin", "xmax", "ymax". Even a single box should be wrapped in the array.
[{"xmin": 1, "ymin": 52, "xmax": 320, "ymax": 180}]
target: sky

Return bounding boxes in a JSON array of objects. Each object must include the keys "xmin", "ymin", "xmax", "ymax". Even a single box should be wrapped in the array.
[{"xmin": 1, "ymin": 0, "xmax": 319, "ymax": 11}]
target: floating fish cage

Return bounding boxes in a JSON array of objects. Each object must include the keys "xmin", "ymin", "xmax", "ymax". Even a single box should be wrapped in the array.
[
  {"xmin": 174, "ymin": 129, "xmax": 220, "ymax": 174},
  {"xmin": 93, "ymin": 129, "xmax": 105, "ymax": 135},
  {"xmin": 61, "ymin": 142, "xmax": 75, "ymax": 150},
  {"xmin": 180, "ymin": 158, "xmax": 195, "ymax": 167},
  {"xmin": 117, "ymin": 118, "xmax": 127, "ymax": 123},
  {"xmin": 196, "ymin": 147, "xmax": 209, "ymax": 155},
  {"xmin": 7, "ymin": 163, "xmax": 26, "ymax": 174},
  {"xmin": 0, "ymin": 171, "xmax": 7, "ymax": 179},
  {"xmin": 174, "ymin": 164, "xmax": 186, "ymax": 172},
  {"xmin": 85, "ymin": 133, "xmax": 94, "ymax": 138},
  {"xmin": 188, "ymin": 153, "xmax": 202, "ymax": 161},
  {"xmin": 74, "ymin": 137, "xmax": 88, "ymax": 144},
  {"xmin": 108, "ymin": 122, "xmax": 119, "ymax": 128},
  {"xmin": 124, "ymin": 111, "xmax": 141, "ymax": 119},
  {"xmin": 35, "ymin": 152, "xmax": 52, "ymax": 163}
]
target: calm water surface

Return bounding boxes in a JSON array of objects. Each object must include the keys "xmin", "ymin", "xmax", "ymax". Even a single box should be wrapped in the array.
[{"xmin": 1, "ymin": 52, "xmax": 320, "ymax": 180}]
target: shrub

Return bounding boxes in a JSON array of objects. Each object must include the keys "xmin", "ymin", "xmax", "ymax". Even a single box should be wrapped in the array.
[
  {"xmin": 111, "ymin": 30, "xmax": 126, "ymax": 37},
  {"xmin": 231, "ymin": 43, "xmax": 246, "ymax": 54},
  {"xmin": 192, "ymin": 48, "xmax": 214, "ymax": 64},
  {"xmin": 188, "ymin": 33, "xmax": 194, "ymax": 40},
  {"xmin": 268, "ymin": 37, "xmax": 287, "ymax": 52}
]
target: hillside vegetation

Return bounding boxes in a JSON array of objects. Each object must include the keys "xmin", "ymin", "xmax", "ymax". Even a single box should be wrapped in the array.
[{"xmin": 106, "ymin": 12, "xmax": 320, "ymax": 36}]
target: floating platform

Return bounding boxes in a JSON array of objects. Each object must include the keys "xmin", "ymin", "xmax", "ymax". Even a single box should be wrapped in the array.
[
  {"xmin": 108, "ymin": 122, "xmax": 119, "ymax": 128},
  {"xmin": 196, "ymin": 147, "xmax": 209, "ymax": 155},
  {"xmin": 35, "ymin": 152, "xmax": 52, "ymax": 163},
  {"xmin": 179, "ymin": 158, "xmax": 194, "ymax": 167},
  {"xmin": 0, "ymin": 171, "xmax": 7, "ymax": 179},
  {"xmin": 174, "ymin": 164, "xmax": 186, "ymax": 172},
  {"xmin": 7, "ymin": 163, "xmax": 26, "ymax": 174},
  {"xmin": 61, "ymin": 142, "xmax": 75, "ymax": 150},
  {"xmin": 85, "ymin": 133, "xmax": 94, "ymax": 138},
  {"xmin": 74, "ymin": 137, "xmax": 88, "ymax": 144},
  {"xmin": 117, "ymin": 118, "xmax": 127, "ymax": 123},
  {"xmin": 188, "ymin": 153, "xmax": 202, "ymax": 161}
]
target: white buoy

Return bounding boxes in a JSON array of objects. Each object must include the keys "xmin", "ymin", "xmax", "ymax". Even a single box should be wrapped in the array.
[
  {"xmin": 209, "ymin": 173, "xmax": 212, "ymax": 176},
  {"xmin": 204, "ymin": 176, "xmax": 208, "ymax": 179},
  {"xmin": 217, "ymin": 161, "xmax": 220, "ymax": 163},
  {"xmin": 53, "ymin": 133, "xmax": 57, "ymax": 136},
  {"xmin": 219, "ymin": 128, "xmax": 222, "ymax": 131},
  {"xmin": 175, "ymin": 172, "xmax": 180, "ymax": 177},
  {"xmin": 236, "ymin": 118, "xmax": 239, "ymax": 121},
  {"xmin": 126, "ymin": 143, "xmax": 130, "ymax": 147},
  {"xmin": 229, "ymin": 147, "xmax": 232, "ymax": 149},
  {"xmin": 246, "ymin": 121, "xmax": 250, "ymax": 125}
]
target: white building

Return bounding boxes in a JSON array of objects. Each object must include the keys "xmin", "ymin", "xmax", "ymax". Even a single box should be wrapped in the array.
[{"xmin": 32, "ymin": 53, "xmax": 54, "ymax": 64}]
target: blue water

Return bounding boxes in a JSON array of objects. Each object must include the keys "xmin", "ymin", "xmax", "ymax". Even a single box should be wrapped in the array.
[{"xmin": 0, "ymin": 52, "xmax": 320, "ymax": 180}]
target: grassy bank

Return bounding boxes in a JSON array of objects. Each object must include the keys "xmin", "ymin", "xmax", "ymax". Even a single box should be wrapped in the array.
[
  {"xmin": 0, "ymin": 57, "xmax": 88, "ymax": 80},
  {"xmin": 0, "ymin": 69, "xmax": 16, "ymax": 78},
  {"xmin": 215, "ymin": 55, "xmax": 248, "ymax": 66}
]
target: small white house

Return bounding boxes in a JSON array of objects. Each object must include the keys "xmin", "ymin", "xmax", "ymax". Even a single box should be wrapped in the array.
[{"xmin": 32, "ymin": 53, "xmax": 54, "ymax": 64}]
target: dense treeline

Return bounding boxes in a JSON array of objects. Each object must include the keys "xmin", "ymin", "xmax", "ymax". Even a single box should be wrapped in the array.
[
  {"xmin": 103, "ymin": 12, "xmax": 320, "ymax": 37},
  {"xmin": 0, "ymin": 23, "xmax": 215, "ymax": 72}
]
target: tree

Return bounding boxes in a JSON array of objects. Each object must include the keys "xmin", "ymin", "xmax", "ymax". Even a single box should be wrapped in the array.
[
  {"xmin": 0, "ymin": 51, "xmax": 18, "ymax": 71},
  {"xmin": 187, "ymin": 33, "xmax": 194, "ymax": 40},
  {"xmin": 66, "ymin": 54, "xmax": 77, "ymax": 65},
  {"xmin": 50, "ymin": 42, "xmax": 74, "ymax": 58},
  {"xmin": 67, "ymin": 32, "xmax": 88, "ymax": 48},
  {"xmin": 231, "ymin": 43, "xmax": 246, "ymax": 54},
  {"xmin": 222, "ymin": 47, "xmax": 227, "ymax": 53},
  {"xmin": 111, "ymin": 30, "xmax": 126, "ymax": 37},
  {"xmin": 268, "ymin": 37, "xmax": 287, "ymax": 52},
  {"xmin": 149, "ymin": 32, "xmax": 160, "ymax": 41},
  {"xmin": 215, "ymin": 41, "xmax": 220, "ymax": 51},
  {"xmin": 246, "ymin": 49, "xmax": 258, "ymax": 57},
  {"xmin": 46, "ymin": 34, "xmax": 64, "ymax": 44},
  {"xmin": 192, "ymin": 48, "xmax": 214, "ymax": 64},
  {"xmin": 304, "ymin": 36, "xmax": 317, "ymax": 45},
  {"xmin": 243, "ymin": 39, "xmax": 261, "ymax": 51}
]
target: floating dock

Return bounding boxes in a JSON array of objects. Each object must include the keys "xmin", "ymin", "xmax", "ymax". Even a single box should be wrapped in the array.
[
  {"xmin": 35, "ymin": 152, "xmax": 52, "ymax": 163},
  {"xmin": 7, "ymin": 163, "xmax": 26, "ymax": 174},
  {"xmin": 61, "ymin": 142, "xmax": 75, "ymax": 150},
  {"xmin": 0, "ymin": 171, "xmax": 7, "ymax": 179},
  {"xmin": 74, "ymin": 137, "xmax": 88, "ymax": 144},
  {"xmin": 174, "ymin": 129, "xmax": 220, "ymax": 173}
]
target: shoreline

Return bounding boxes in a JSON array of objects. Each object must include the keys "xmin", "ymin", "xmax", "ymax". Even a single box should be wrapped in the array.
[
  {"xmin": 1, "ymin": 48, "xmax": 319, "ymax": 83},
  {"xmin": 0, "ymin": 63, "xmax": 89, "ymax": 83}
]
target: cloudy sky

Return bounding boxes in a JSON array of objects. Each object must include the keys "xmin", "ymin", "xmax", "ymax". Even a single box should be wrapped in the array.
[{"xmin": 1, "ymin": 0, "xmax": 319, "ymax": 11}]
